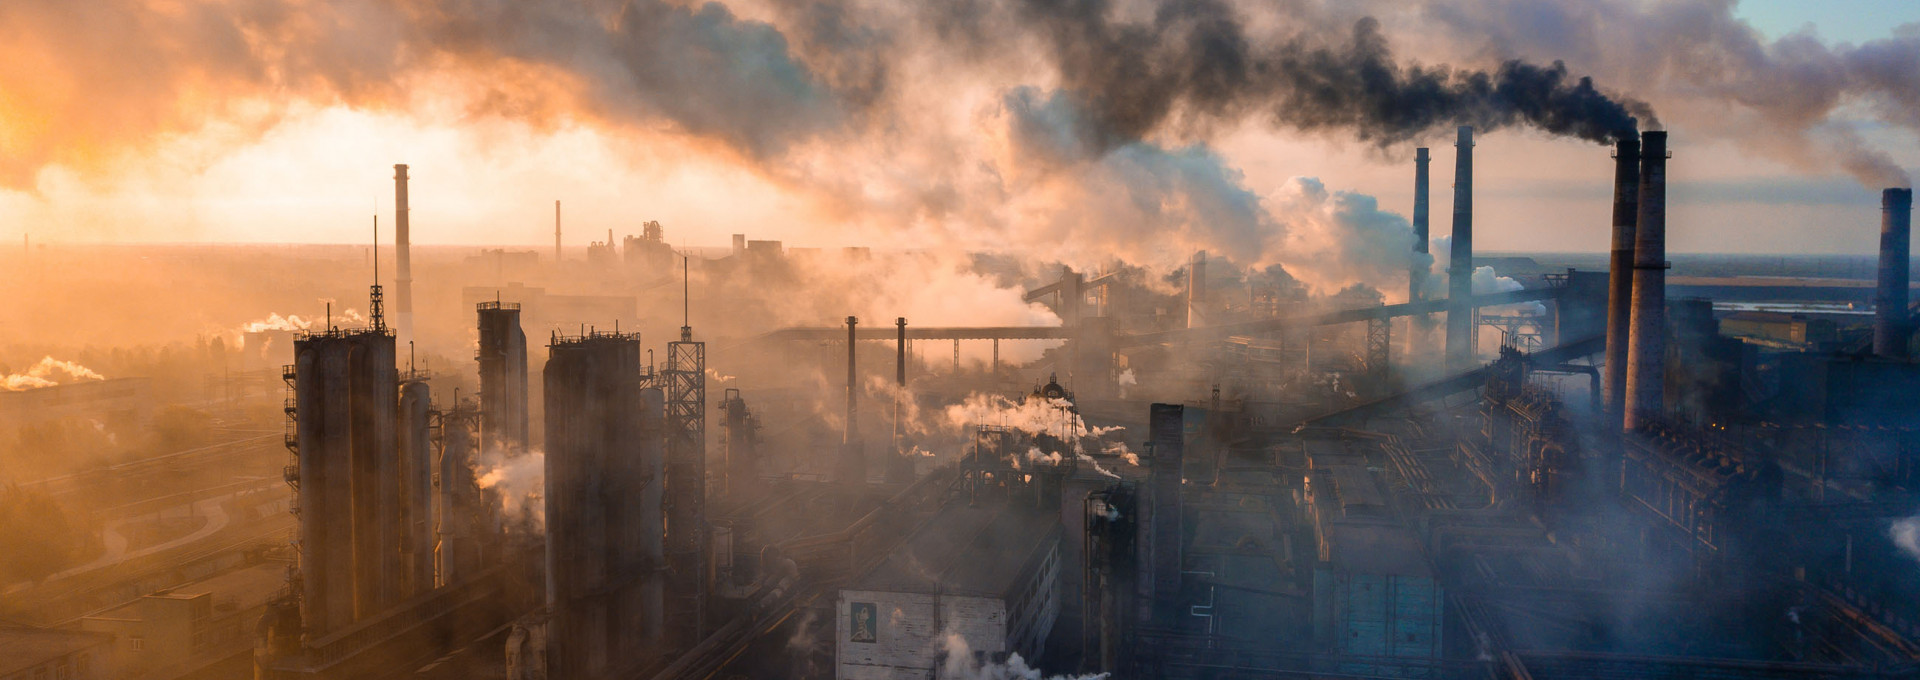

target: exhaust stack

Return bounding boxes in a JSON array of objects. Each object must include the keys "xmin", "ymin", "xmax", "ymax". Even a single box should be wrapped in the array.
[
  {"xmin": 393, "ymin": 165, "xmax": 413, "ymax": 344},
  {"xmin": 1411, "ymin": 148, "xmax": 1430, "ymax": 304},
  {"xmin": 1445, "ymin": 127, "xmax": 1474, "ymax": 370},
  {"xmin": 1187, "ymin": 251, "xmax": 1207, "ymax": 328},
  {"xmin": 841, "ymin": 316, "xmax": 864, "ymax": 483},
  {"xmin": 1623, "ymin": 131, "xmax": 1669, "ymax": 432},
  {"xmin": 1876, "ymin": 188, "xmax": 1913, "ymax": 358},
  {"xmin": 1603, "ymin": 139, "xmax": 1641, "ymax": 426}
]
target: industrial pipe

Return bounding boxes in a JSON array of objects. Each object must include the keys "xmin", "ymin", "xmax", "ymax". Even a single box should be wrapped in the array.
[
  {"xmin": 1876, "ymin": 188, "xmax": 1913, "ymax": 358},
  {"xmin": 1623, "ymin": 131, "xmax": 1669, "ymax": 432},
  {"xmin": 1446, "ymin": 127, "xmax": 1475, "ymax": 371},
  {"xmin": 1603, "ymin": 138, "xmax": 1640, "ymax": 426}
]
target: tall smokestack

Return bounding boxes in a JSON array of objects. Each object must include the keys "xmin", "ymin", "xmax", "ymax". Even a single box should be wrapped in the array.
[
  {"xmin": 1411, "ymin": 147, "xmax": 1430, "ymax": 303},
  {"xmin": 889, "ymin": 317, "xmax": 910, "ymax": 484},
  {"xmin": 1876, "ymin": 188, "xmax": 1913, "ymax": 358},
  {"xmin": 1186, "ymin": 251, "xmax": 1207, "ymax": 328},
  {"xmin": 1603, "ymin": 138, "xmax": 1641, "ymax": 426},
  {"xmin": 554, "ymin": 200, "xmax": 562, "ymax": 264},
  {"xmin": 1624, "ymin": 131, "xmax": 1669, "ymax": 432},
  {"xmin": 841, "ymin": 316, "xmax": 863, "ymax": 483},
  {"xmin": 1446, "ymin": 127, "xmax": 1474, "ymax": 370},
  {"xmin": 393, "ymin": 165, "xmax": 413, "ymax": 344}
]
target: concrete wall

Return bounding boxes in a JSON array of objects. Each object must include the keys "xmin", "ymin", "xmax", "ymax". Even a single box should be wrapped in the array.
[{"xmin": 834, "ymin": 590, "xmax": 1006, "ymax": 680}]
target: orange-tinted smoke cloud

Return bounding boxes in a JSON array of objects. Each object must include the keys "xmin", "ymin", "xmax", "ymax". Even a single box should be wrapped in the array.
[{"xmin": 0, "ymin": 0, "xmax": 850, "ymax": 189}]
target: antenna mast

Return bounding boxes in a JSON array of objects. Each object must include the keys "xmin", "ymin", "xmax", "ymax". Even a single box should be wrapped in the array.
[{"xmin": 369, "ymin": 212, "xmax": 386, "ymax": 331}]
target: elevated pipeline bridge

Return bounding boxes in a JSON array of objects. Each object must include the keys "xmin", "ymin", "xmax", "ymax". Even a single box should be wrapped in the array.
[{"xmin": 753, "ymin": 287, "xmax": 1566, "ymax": 346}]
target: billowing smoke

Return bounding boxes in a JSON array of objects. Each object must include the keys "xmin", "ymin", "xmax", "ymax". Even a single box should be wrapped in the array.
[
  {"xmin": 937, "ymin": 629, "xmax": 1108, "ymax": 680},
  {"xmin": 475, "ymin": 448, "xmax": 545, "ymax": 531},
  {"xmin": 1415, "ymin": 0, "xmax": 1914, "ymax": 187},
  {"xmin": 1892, "ymin": 515, "xmax": 1920, "ymax": 563},
  {"xmin": 242, "ymin": 313, "xmax": 317, "ymax": 333},
  {"xmin": 0, "ymin": 0, "xmax": 857, "ymax": 187},
  {"xmin": 1000, "ymin": 87, "xmax": 1430, "ymax": 293},
  {"xmin": 943, "ymin": 393, "xmax": 1122, "ymax": 443},
  {"xmin": 1014, "ymin": 2, "xmax": 1648, "ymax": 150},
  {"xmin": 1, "ymin": 356, "xmax": 105, "ymax": 391}
]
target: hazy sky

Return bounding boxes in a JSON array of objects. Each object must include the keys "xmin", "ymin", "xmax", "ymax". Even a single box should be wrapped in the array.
[{"xmin": 1, "ymin": 0, "xmax": 1917, "ymax": 258}]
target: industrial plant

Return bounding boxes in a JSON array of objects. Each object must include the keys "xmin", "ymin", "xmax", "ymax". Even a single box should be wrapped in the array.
[{"xmin": 6, "ymin": 2, "xmax": 1920, "ymax": 680}]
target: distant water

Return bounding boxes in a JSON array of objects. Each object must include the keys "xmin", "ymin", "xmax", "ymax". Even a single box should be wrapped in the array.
[{"xmin": 1491, "ymin": 252, "xmax": 1899, "ymax": 281}]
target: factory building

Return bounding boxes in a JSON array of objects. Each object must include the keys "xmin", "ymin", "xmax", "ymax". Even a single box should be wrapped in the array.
[
  {"xmin": 542, "ymin": 331, "xmax": 666, "ymax": 680},
  {"xmin": 834, "ymin": 498, "xmax": 1062, "ymax": 679},
  {"xmin": 477, "ymin": 301, "xmax": 529, "ymax": 455},
  {"xmin": 208, "ymin": 140, "xmax": 1920, "ymax": 680}
]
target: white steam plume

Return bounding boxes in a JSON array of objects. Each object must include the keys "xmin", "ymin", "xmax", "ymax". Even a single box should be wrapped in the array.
[
  {"xmin": 474, "ymin": 447, "xmax": 546, "ymax": 532},
  {"xmin": 937, "ymin": 629, "xmax": 1108, "ymax": 680},
  {"xmin": 1892, "ymin": 515, "xmax": 1920, "ymax": 563},
  {"xmin": 2, "ymin": 356, "xmax": 106, "ymax": 391}
]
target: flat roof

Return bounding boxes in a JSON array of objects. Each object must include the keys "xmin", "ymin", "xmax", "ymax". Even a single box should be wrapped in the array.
[
  {"xmin": 1322, "ymin": 523, "xmax": 1433, "ymax": 578},
  {"xmin": 0, "ymin": 626, "xmax": 113, "ymax": 675},
  {"xmin": 853, "ymin": 498, "xmax": 1059, "ymax": 599},
  {"xmin": 1329, "ymin": 466, "xmax": 1386, "ymax": 512},
  {"xmin": 92, "ymin": 561, "xmax": 288, "ymax": 619}
]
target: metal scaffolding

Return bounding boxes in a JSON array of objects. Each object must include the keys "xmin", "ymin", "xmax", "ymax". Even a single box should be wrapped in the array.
[
  {"xmin": 1365, "ymin": 317, "xmax": 1391, "ymax": 380},
  {"xmin": 666, "ymin": 319, "xmax": 707, "ymax": 643}
]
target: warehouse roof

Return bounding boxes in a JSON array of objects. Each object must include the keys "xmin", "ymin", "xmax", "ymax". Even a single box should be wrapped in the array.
[
  {"xmin": 854, "ymin": 497, "xmax": 1060, "ymax": 599},
  {"xmin": 0, "ymin": 625, "xmax": 113, "ymax": 676}
]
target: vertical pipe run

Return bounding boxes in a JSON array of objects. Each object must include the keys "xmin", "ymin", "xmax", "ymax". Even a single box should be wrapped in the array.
[
  {"xmin": 1624, "ymin": 131, "xmax": 1670, "ymax": 432},
  {"xmin": 842, "ymin": 316, "xmax": 863, "ymax": 484},
  {"xmin": 1446, "ymin": 127, "xmax": 1475, "ymax": 370},
  {"xmin": 845, "ymin": 316, "xmax": 858, "ymax": 446},
  {"xmin": 397, "ymin": 380, "xmax": 434, "ymax": 597},
  {"xmin": 1604, "ymin": 138, "xmax": 1641, "ymax": 425},
  {"xmin": 1876, "ymin": 188, "xmax": 1913, "ymax": 358},
  {"xmin": 891, "ymin": 318, "xmax": 909, "ymax": 485},
  {"xmin": 1411, "ymin": 147, "xmax": 1430, "ymax": 304}
]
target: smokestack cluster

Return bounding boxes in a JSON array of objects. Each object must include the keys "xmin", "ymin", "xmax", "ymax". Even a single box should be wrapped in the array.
[
  {"xmin": 1876, "ymin": 188, "xmax": 1914, "ymax": 359},
  {"xmin": 1603, "ymin": 138, "xmax": 1641, "ymax": 426},
  {"xmin": 1445, "ymin": 126, "xmax": 1475, "ymax": 370},
  {"xmin": 1623, "ymin": 131, "xmax": 1669, "ymax": 432}
]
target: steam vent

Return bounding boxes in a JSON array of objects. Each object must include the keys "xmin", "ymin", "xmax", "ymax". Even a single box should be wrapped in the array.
[{"xmin": 13, "ymin": 7, "xmax": 1920, "ymax": 680}]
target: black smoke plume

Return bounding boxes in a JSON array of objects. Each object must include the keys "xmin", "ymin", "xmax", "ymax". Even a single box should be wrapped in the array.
[{"xmin": 1017, "ymin": 0, "xmax": 1652, "ymax": 150}]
